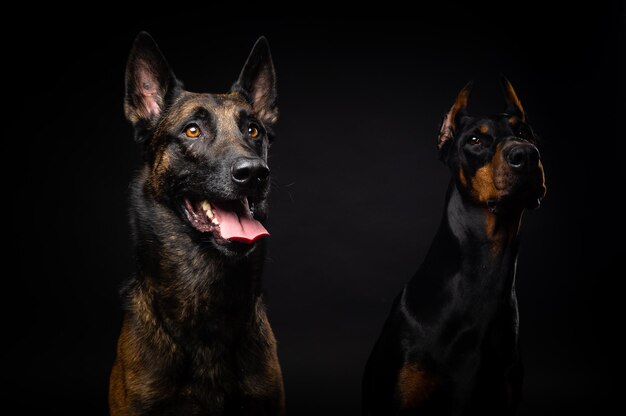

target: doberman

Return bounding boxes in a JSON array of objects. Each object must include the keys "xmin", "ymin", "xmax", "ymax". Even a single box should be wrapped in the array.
[
  {"xmin": 109, "ymin": 33, "xmax": 284, "ymax": 415},
  {"xmin": 362, "ymin": 79, "xmax": 546, "ymax": 415}
]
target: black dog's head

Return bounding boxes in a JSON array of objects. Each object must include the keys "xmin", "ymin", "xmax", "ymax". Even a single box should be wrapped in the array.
[
  {"xmin": 124, "ymin": 32, "xmax": 277, "ymax": 255},
  {"xmin": 438, "ymin": 79, "xmax": 546, "ymax": 214}
]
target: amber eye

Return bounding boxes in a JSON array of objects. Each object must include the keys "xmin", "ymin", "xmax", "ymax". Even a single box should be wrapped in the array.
[
  {"xmin": 248, "ymin": 124, "xmax": 260, "ymax": 139},
  {"xmin": 469, "ymin": 136, "xmax": 481, "ymax": 145},
  {"xmin": 185, "ymin": 124, "xmax": 201, "ymax": 138}
]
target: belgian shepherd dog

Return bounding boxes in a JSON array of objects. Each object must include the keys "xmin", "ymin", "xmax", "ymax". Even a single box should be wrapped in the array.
[{"xmin": 109, "ymin": 32, "xmax": 284, "ymax": 416}]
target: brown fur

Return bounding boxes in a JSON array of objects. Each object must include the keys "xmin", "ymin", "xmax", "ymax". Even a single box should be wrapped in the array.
[
  {"xmin": 484, "ymin": 210, "xmax": 523, "ymax": 255},
  {"xmin": 469, "ymin": 143, "xmax": 511, "ymax": 203},
  {"xmin": 110, "ymin": 269, "xmax": 285, "ymax": 415},
  {"xmin": 396, "ymin": 364, "xmax": 437, "ymax": 409},
  {"xmin": 111, "ymin": 33, "xmax": 283, "ymax": 416}
]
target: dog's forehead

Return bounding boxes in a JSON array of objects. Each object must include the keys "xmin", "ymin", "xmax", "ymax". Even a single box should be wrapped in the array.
[
  {"xmin": 464, "ymin": 115, "xmax": 517, "ymax": 137},
  {"xmin": 164, "ymin": 92, "xmax": 251, "ymax": 126}
]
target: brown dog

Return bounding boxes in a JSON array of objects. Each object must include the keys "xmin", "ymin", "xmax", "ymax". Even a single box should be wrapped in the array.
[{"xmin": 109, "ymin": 32, "xmax": 284, "ymax": 415}]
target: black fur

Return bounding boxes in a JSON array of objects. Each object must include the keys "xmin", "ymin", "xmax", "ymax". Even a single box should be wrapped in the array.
[
  {"xmin": 109, "ymin": 32, "xmax": 284, "ymax": 416},
  {"xmin": 362, "ymin": 79, "xmax": 546, "ymax": 415}
]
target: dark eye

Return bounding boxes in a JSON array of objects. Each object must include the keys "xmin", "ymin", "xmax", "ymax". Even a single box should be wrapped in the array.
[
  {"xmin": 469, "ymin": 136, "xmax": 481, "ymax": 145},
  {"xmin": 248, "ymin": 123, "xmax": 260, "ymax": 139},
  {"xmin": 185, "ymin": 124, "xmax": 201, "ymax": 138}
]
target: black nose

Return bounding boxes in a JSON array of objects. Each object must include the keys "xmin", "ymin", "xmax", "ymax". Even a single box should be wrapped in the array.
[
  {"xmin": 506, "ymin": 144, "xmax": 540, "ymax": 170},
  {"xmin": 231, "ymin": 158, "xmax": 270, "ymax": 187}
]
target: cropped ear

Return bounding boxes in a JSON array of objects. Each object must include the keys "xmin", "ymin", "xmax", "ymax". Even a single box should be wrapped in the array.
[
  {"xmin": 501, "ymin": 76, "xmax": 526, "ymax": 121},
  {"xmin": 438, "ymin": 81, "xmax": 472, "ymax": 151},
  {"xmin": 232, "ymin": 37, "xmax": 278, "ymax": 126},
  {"xmin": 124, "ymin": 32, "xmax": 181, "ymax": 139}
]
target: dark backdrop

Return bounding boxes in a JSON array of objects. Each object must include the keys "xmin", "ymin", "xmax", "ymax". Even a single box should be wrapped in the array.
[{"xmin": 6, "ymin": 5, "xmax": 624, "ymax": 415}]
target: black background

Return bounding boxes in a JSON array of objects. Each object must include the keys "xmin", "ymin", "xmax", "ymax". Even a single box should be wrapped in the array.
[{"xmin": 6, "ymin": 5, "xmax": 624, "ymax": 415}]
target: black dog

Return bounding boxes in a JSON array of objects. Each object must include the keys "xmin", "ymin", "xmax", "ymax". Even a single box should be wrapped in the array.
[
  {"xmin": 109, "ymin": 33, "xmax": 284, "ymax": 415},
  {"xmin": 362, "ymin": 79, "xmax": 546, "ymax": 415}
]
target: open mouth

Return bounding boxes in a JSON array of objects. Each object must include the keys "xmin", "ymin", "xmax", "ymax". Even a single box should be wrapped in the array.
[{"xmin": 183, "ymin": 197, "xmax": 269, "ymax": 244}]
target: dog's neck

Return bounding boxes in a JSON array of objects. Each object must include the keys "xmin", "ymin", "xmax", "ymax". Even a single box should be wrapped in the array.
[
  {"xmin": 406, "ymin": 180, "xmax": 523, "ymax": 317},
  {"xmin": 446, "ymin": 180, "xmax": 523, "ymax": 269},
  {"xmin": 125, "ymin": 170, "xmax": 265, "ymax": 344}
]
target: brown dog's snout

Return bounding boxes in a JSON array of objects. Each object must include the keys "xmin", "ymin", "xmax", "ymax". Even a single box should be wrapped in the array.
[
  {"xmin": 504, "ymin": 143, "xmax": 540, "ymax": 171},
  {"xmin": 231, "ymin": 157, "xmax": 270, "ymax": 188}
]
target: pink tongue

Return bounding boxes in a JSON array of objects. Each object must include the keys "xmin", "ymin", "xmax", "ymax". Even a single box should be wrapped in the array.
[{"xmin": 212, "ymin": 202, "xmax": 269, "ymax": 244}]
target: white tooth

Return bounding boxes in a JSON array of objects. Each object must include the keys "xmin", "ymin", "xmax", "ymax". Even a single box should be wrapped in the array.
[
  {"xmin": 212, "ymin": 217, "xmax": 219, "ymax": 225},
  {"xmin": 201, "ymin": 200, "xmax": 215, "ymax": 220}
]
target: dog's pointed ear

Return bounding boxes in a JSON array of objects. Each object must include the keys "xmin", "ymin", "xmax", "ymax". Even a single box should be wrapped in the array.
[
  {"xmin": 501, "ymin": 76, "xmax": 526, "ymax": 122},
  {"xmin": 124, "ymin": 32, "xmax": 181, "ymax": 139},
  {"xmin": 232, "ymin": 37, "xmax": 278, "ymax": 126},
  {"xmin": 438, "ymin": 81, "xmax": 472, "ymax": 152}
]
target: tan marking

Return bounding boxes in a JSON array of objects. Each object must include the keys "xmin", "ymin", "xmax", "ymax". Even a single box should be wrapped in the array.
[
  {"xmin": 468, "ymin": 143, "xmax": 527, "ymax": 255},
  {"xmin": 155, "ymin": 92, "xmax": 250, "ymax": 136},
  {"xmin": 469, "ymin": 143, "xmax": 509, "ymax": 203},
  {"xmin": 108, "ymin": 337, "xmax": 128, "ymax": 416},
  {"xmin": 472, "ymin": 164, "xmax": 499, "ymax": 203},
  {"xmin": 222, "ymin": 91, "xmax": 250, "ymax": 105},
  {"xmin": 109, "ymin": 285, "xmax": 178, "ymax": 415},
  {"xmin": 484, "ymin": 209, "xmax": 523, "ymax": 256},
  {"xmin": 154, "ymin": 91, "xmax": 258, "ymax": 160},
  {"xmin": 508, "ymin": 116, "xmax": 518, "ymax": 125},
  {"xmin": 479, "ymin": 124, "xmax": 489, "ymax": 134},
  {"xmin": 484, "ymin": 211, "xmax": 501, "ymax": 255},
  {"xmin": 397, "ymin": 363, "xmax": 436, "ymax": 409},
  {"xmin": 156, "ymin": 93, "xmax": 208, "ymax": 134},
  {"xmin": 109, "ymin": 318, "xmax": 163, "ymax": 415},
  {"xmin": 148, "ymin": 150, "xmax": 171, "ymax": 195},
  {"xmin": 156, "ymin": 151, "xmax": 170, "ymax": 174},
  {"xmin": 485, "ymin": 211, "xmax": 497, "ymax": 238}
]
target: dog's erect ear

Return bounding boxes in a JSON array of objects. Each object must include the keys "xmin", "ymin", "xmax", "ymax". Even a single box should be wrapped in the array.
[
  {"xmin": 501, "ymin": 76, "xmax": 526, "ymax": 122},
  {"xmin": 232, "ymin": 37, "xmax": 278, "ymax": 126},
  {"xmin": 438, "ymin": 82, "xmax": 472, "ymax": 151},
  {"xmin": 124, "ymin": 32, "xmax": 181, "ymax": 137}
]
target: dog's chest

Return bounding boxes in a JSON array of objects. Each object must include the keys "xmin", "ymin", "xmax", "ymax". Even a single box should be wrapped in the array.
[{"xmin": 170, "ymin": 342, "xmax": 248, "ymax": 410}]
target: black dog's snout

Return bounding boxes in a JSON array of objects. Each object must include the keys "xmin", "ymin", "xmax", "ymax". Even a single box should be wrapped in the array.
[
  {"xmin": 505, "ymin": 144, "xmax": 540, "ymax": 170},
  {"xmin": 231, "ymin": 158, "xmax": 270, "ymax": 187}
]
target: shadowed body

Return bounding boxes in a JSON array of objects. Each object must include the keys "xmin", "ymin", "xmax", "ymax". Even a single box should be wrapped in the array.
[{"xmin": 363, "ymin": 80, "xmax": 546, "ymax": 415}]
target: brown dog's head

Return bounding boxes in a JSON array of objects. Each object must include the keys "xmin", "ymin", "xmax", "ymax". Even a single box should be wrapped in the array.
[
  {"xmin": 438, "ymin": 79, "xmax": 546, "ymax": 214},
  {"xmin": 125, "ymin": 32, "xmax": 277, "ymax": 255}
]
